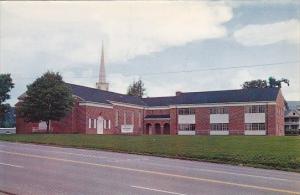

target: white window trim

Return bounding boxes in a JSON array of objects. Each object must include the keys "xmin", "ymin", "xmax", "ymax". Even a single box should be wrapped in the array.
[
  {"xmin": 88, "ymin": 118, "xmax": 91, "ymax": 128},
  {"xmin": 93, "ymin": 119, "xmax": 97, "ymax": 129}
]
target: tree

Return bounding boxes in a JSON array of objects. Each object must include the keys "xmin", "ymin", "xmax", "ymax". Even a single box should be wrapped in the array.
[
  {"xmin": 1, "ymin": 105, "xmax": 15, "ymax": 128},
  {"xmin": 17, "ymin": 71, "xmax": 74, "ymax": 133},
  {"xmin": 127, "ymin": 79, "xmax": 146, "ymax": 98},
  {"xmin": 0, "ymin": 74, "xmax": 14, "ymax": 122},
  {"xmin": 268, "ymin": 77, "xmax": 289, "ymax": 88},
  {"xmin": 242, "ymin": 79, "xmax": 268, "ymax": 89},
  {"xmin": 242, "ymin": 77, "xmax": 290, "ymax": 89}
]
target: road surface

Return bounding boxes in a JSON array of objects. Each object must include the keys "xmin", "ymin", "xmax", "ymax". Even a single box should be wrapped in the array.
[{"xmin": 0, "ymin": 141, "xmax": 299, "ymax": 195}]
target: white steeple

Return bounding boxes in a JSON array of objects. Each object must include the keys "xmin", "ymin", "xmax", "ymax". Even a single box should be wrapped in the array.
[{"xmin": 96, "ymin": 41, "xmax": 109, "ymax": 91}]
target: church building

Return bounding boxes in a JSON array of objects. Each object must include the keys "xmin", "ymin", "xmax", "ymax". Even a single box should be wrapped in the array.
[{"xmin": 16, "ymin": 44, "xmax": 286, "ymax": 136}]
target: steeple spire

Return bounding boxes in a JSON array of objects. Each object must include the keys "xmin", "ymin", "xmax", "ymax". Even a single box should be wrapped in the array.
[{"xmin": 96, "ymin": 41, "xmax": 109, "ymax": 91}]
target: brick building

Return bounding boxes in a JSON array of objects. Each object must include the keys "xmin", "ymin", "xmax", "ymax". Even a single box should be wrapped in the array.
[
  {"xmin": 16, "ymin": 84, "xmax": 285, "ymax": 136},
  {"xmin": 16, "ymin": 44, "xmax": 285, "ymax": 135}
]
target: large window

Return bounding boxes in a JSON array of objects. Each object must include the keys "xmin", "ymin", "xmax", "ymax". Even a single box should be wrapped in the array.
[
  {"xmin": 88, "ymin": 118, "xmax": 97, "ymax": 129},
  {"xmin": 245, "ymin": 105, "xmax": 266, "ymax": 113},
  {"xmin": 178, "ymin": 108, "xmax": 195, "ymax": 115},
  {"xmin": 210, "ymin": 107, "xmax": 228, "ymax": 114},
  {"xmin": 179, "ymin": 124, "xmax": 195, "ymax": 131},
  {"xmin": 210, "ymin": 123, "xmax": 228, "ymax": 131},
  {"xmin": 245, "ymin": 123, "xmax": 265, "ymax": 130}
]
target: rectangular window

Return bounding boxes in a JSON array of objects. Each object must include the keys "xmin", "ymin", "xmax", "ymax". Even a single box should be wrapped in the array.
[
  {"xmin": 88, "ymin": 118, "xmax": 91, "ymax": 128},
  {"xmin": 138, "ymin": 112, "xmax": 142, "ymax": 128},
  {"xmin": 178, "ymin": 108, "xmax": 195, "ymax": 115},
  {"xmin": 131, "ymin": 111, "xmax": 134, "ymax": 125},
  {"xmin": 245, "ymin": 123, "xmax": 265, "ymax": 130},
  {"xmin": 105, "ymin": 120, "xmax": 111, "ymax": 129},
  {"xmin": 210, "ymin": 107, "xmax": 228, "ymax": 114},
  {"xmin": 179, "ymin": 124, "xmax": 195, "ymax": 131},
  {"xmin": 93, "ymin": 119, "xmax": 97, "ymax": 128},
  {"xmin": 245, "ymin": 105, "xmax": 266, "ymax": 113},
  {"xmin": 124, "ymin": 112, "xmax": 126, "ymax": 125},
  {"xmin": 210, "ymin": 123, "xmax": 228, "ymax": 131},
  {"xmin": 115, "ymin": 111, "xmax": 119, "ymax": 127}
]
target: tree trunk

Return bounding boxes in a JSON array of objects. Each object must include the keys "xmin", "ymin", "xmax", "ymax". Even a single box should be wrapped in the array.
[{"xmin": 46, "ymin": 120, "xmax": 49, "ymax": 133}]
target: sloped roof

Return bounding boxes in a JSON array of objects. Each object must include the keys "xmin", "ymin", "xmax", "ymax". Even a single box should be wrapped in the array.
[
  {"xmin": 67, "ymin": 83, "xmax": 146, "ymax": 106},
  {"xmin": 285, "ymin": 109, "xmax": 300, "ymax": 117},
  {"xmin": 67, "ymin": 83, "xmax": 280, "ymax": 107},
  {"xmin": 143, "ymin": 87, "xmax": 280, "ymax": 107}
]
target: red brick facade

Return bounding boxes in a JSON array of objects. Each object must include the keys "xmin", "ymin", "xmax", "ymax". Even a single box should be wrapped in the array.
[{"xmin": 16, "ymin": 90, "xmax": 285, "ymax": 136}]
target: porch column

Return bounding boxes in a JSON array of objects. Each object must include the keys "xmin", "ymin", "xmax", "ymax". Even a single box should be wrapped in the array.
[{"xmin": 161, "ymin": 125, "xmax": 164, "ymax": 135}]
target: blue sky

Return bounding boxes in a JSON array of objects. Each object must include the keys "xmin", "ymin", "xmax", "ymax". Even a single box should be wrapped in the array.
[{"xmin": 0, "ymin": 1, "xmax": 299, "ymax": 105}]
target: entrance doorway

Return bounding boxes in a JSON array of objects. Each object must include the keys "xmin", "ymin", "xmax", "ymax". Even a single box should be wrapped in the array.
[
  {"xmin": 97, "ymin": 116, "xmax": 104, "ymax": 134},
  {"xmin": 145, "ymin": 123, "xmax": 151, "ymax": 135},
  {"xmin": 154, "ymin": 123, "xmax": 161, "ymax": 134}
]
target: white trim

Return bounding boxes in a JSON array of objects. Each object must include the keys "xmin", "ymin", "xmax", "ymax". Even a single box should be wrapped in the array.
[
  {"xmin": 144, "ymin": 106, "xmax": 170, "ymax": 110},
  {"xmin": 72, "ymin": 95, "xmax": 85, "ymax": 101},
  {"xmin": 93, "ymin": 119, "xmax": 97, "ymax": 128},
  {"xmin": 178, "ymin": 131, "xmax": 196, "ymax": 135},
  {"xmin": 210, "ymin": 130, "xmax": 229, "ymax": 135},
  {"xmin": 109, "ymin": 101, "xmax": 144, "ymax": 109},
  {"xmin": 171, "ymin": 102, "xmax": 275, "ymax": 108},
  {"xmin": 245, "ymin": 113, "xmax": 266, "ymax": 123},
  {"xmin": 144, "ymin": 118, "xmax": 170, "ymax": 120},
  {"xmin": 244, "ymin": 130, "xmax": 266, "ymax": 135},
  {"xmin": 79, "ymin": 102, "xmax": 113, "ymax": 109},
  {"xmin": 178, "ymin": 115, "xmax": 195, "ymax": 124},
  {"xmin": 210, "ymin": 114, "xmax": 229, "ymax": 123},
  {"xmin": 88, "ymin": 118, "xmax": 91, "ymax": 128}
]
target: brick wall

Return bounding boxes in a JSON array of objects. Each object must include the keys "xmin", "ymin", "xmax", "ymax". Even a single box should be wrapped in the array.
[
  {"xmin": 228, "ymin": 106, "xmax": 245, "ymax": 135},
  {"xmin": 195, "ymin": 107, "xmax": 210, "ymax": 135}
]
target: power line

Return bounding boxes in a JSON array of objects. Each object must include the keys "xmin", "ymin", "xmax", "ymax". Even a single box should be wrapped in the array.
[
  {"xmin": 10, "ymin": 60, "xmax": 300, "ymax": 79},
  {"xmin": 130, "ymin": 60, "xmax": 300, "ymax": 77}
]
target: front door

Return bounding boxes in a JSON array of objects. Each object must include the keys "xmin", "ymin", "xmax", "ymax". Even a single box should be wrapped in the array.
[{"xmin": 97, "ymin": 116, "xmax": 104, "ymax": 134}]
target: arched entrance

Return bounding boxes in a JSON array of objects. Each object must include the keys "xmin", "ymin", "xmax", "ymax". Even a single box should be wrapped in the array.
[
  {"xmin": 145, "ymin": 123, "xmax": 151, "ymax": 135},
  {"xmin": 154, "ymin": 123, "xmax": 161, "ymax": 134},
  {"xmin": 97, "ymin": 116, "xmax": 104, "ymax": 134},
  {"xmin": 163, "ymin": 123, "xmax": 170, "ymax": 135}
]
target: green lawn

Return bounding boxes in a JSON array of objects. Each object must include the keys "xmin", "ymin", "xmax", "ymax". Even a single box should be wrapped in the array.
[{"xmin": 0, "ymin": 134, "xmax": 299, "ymax": 172}]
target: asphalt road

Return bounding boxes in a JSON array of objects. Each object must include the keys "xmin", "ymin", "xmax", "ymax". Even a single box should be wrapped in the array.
[{"xmin": 0, "ymin": 141, "xmax": 299, "ymax": 195}]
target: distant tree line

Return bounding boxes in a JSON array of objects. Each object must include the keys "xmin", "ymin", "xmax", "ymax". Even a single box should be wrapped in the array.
[{"xmin": 242, "ymin": 76, "xmax": 289, "ymax": 89}]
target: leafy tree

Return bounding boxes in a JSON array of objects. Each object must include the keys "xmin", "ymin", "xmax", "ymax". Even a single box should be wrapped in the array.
[
  {"xmin": 0, "ymin": 74, "xmax": 14, "ymax": 123},
  {"xmin": 17, "ymin": 71, "xmax": 74, "ymax": 133},
  {"xmin": 268, "ymin": 77, "xmax": 289, "ymax": 88},
  {"xmin": 1, "ymin": 105, "xmax": 15, "ymax": 128},
  {"xmin": 242, "ymin": 77, "xmax": 290, "ymax": 89},
  {"xmin": 127, "ymin": 79, "xmax": 146, "ymax": 98},
  {"xmin": 242, "ymin": 79, "xmax": 268, "ymax": 89}
]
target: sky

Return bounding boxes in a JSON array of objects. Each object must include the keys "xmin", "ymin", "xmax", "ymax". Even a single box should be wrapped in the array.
[{"xmin": 0, "ymin": 1, "xmax": 299, "ymax": 105}]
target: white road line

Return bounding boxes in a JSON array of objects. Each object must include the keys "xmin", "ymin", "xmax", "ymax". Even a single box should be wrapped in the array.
[
  {"xmin": 0, "ymin": 144, "xmax": 109, "ymax": 160},
  {"xmin": 0, "ymin": 162, "xmax": 23, "ymax": 168},
  {"xmin": 139, "ymin": 161, "xmax": 292, "ymax": 182},
  {"xmin": 131, "ymin": 185, "xmax": 186, "ymax": 195},
  {"xmin": 0, "ymin": 143, "xmax": 298, "ymax": 182},
  {"xmin": 0, "ymin": 149, "xmax": 299, "ymax": 195}
]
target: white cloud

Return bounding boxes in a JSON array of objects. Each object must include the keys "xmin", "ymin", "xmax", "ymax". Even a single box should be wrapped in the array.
[
  {"xmin": 233, "ymin": 19, "xmax": 300, "ymax": 46},
  {"xmin": 0, "ymin": 1, "xmax": 232, "ymax": 65}
]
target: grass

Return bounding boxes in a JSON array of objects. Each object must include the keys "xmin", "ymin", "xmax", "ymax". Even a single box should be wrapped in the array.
[{"xmin": 0, "ymin": 134, "xmax": 299, "ymax": 172}]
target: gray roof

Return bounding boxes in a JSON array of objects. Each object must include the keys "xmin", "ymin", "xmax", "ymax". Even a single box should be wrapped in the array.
[
  {"xmin": 68, "ymin": 83, "xmax": 146, "ymax": 106},
  {"xmin": 68, "ymin": 83, "xmax": 281, "ymax": 107},
  {"xmin": 143, "ymin": 87, "xmax": 280, "ymax": 106}
]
